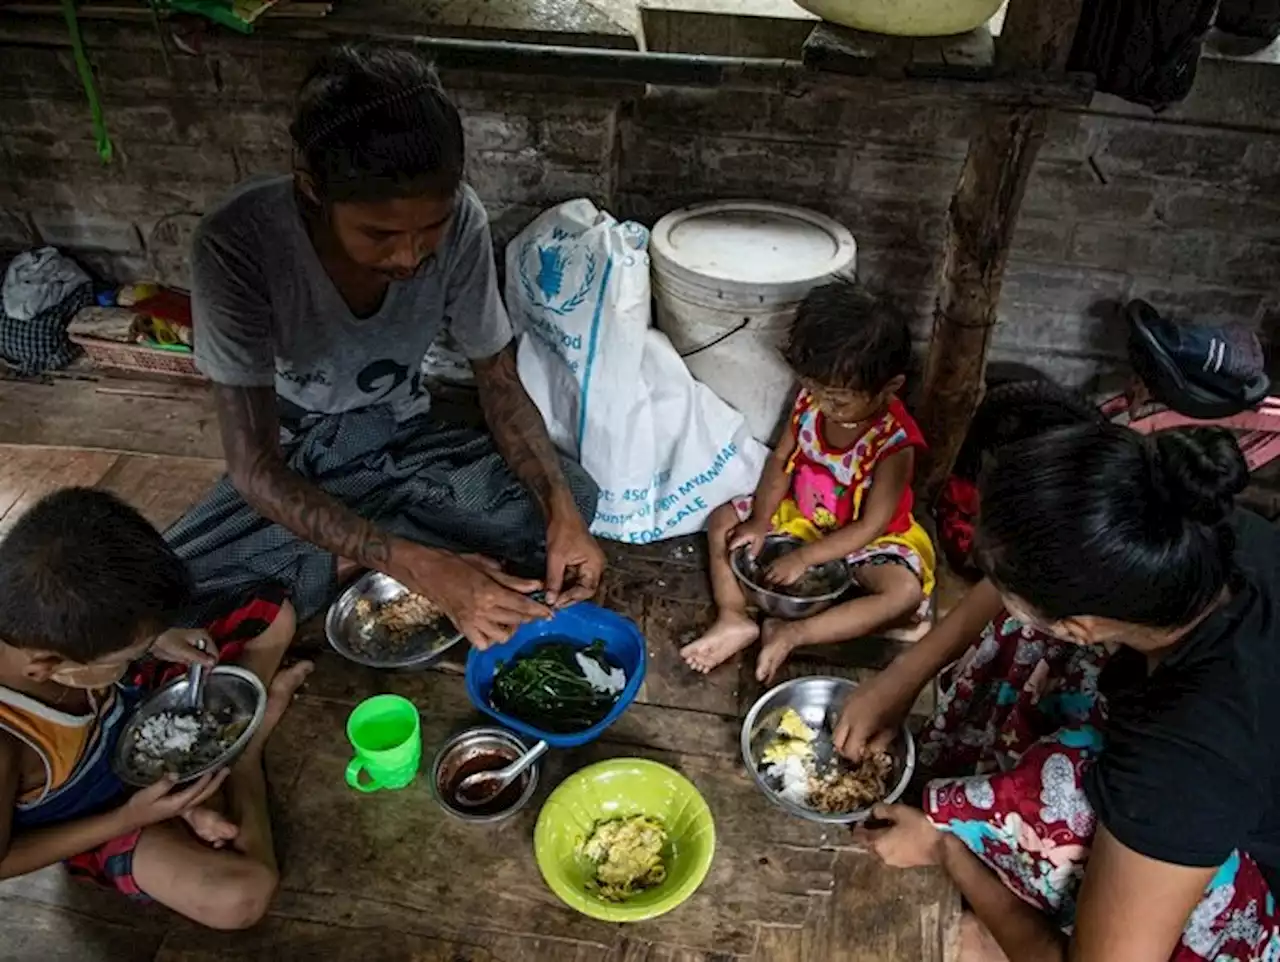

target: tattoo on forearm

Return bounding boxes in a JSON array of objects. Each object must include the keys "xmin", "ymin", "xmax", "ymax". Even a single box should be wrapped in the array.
[
  {"xmin": 474, "ymin": 344, "xmax": 568, "ymax": 515},
  {"xmin": 214, "ymin": 385, "xmax": 394, "ymax": 568}
]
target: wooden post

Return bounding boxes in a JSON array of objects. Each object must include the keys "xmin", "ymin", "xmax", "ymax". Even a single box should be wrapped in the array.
[{"xmin": 916, "ymin": 0, "xmax": 1085, "ymax": 498}]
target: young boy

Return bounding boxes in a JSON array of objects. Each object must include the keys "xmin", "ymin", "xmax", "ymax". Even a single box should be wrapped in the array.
[
  {"xmin": 0, "ymin": 488, "xmax": 310, "ymax": 929},
  {"xmin": 682, "ymin": 281, "xmax": 936, "ymax": 683}
]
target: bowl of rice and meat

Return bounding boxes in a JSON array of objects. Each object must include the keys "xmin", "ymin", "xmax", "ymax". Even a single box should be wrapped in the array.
[
  {"xmin": 741, "ymin": 676, "xmax": 915, "ymax": 824},
  {"xmin": 112, "ymin": 665, "xmax": 267, "ymax": 787}
]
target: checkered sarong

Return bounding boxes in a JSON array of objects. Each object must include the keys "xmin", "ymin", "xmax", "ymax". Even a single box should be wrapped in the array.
[
  {"xmin": 0, "ymin": 286, "xmax": 89, "ymax": 374},
  {"xmin": 164, "ymin": 404, "xmax": 597, "ymax": 622}
]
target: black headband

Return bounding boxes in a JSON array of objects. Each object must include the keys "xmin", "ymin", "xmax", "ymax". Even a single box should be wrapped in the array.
[{"xmin": 297, "ymin": 81, "xmax": 443, "ymax": 152}]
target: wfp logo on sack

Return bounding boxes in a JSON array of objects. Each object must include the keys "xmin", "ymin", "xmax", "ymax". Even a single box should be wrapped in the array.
[
  {"xmin": 515, "ymin": 228, "xmax": 596, "ymax": 373},
  {"xmin": 518, "ymin": 227, "xmax": 598, "ymax": 321}
]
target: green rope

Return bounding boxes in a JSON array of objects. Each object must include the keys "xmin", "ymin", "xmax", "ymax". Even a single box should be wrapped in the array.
[{"xmin": 60, "ymin": 0, "xmax": 113, "ymax": 164}]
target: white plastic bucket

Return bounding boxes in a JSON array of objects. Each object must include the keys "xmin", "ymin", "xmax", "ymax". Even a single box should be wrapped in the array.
[{"xmin": 650, "ymin": 201, "xmax": 857, "ymax": 442}]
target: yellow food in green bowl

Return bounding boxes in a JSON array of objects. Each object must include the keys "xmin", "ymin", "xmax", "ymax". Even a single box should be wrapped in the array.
[
  {"xmin": 581, "ymin": 814, "xmax": 668, "ymax": 901},
  {"xmin": 534, "ymin": 758, "xmax": 716, "ymax": 922}
]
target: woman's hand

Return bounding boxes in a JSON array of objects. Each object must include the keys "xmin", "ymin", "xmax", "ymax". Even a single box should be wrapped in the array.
[
  {"xmin": 151, "ymin": 628, "xmax": 218, "ymax": 667},
  {"xmin": 727, "ymin": 516, "xmax": 773, "ymax": 560},
  {"xmin": 119, "ymin": 771, "xmax": 231, "ymax": 832},
  {"xmin": 832, "ymin": 669, "xmax": 917, "ymax": 761},
  {"xmin": 852, "ymin": 803, "xmax": 945, "ymax": 869},
  {"xmin": 544, "ymin": 510, "xmax": 606, "ymax": 607}
]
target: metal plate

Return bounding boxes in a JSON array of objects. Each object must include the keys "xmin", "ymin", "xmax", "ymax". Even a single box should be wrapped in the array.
[
  {"xmin": 325, "ymin": 571, "xmax": 465, "ymax": 671},
  {"xmin": 112, "ymin": 665, "xmax": 267, "ymax": 788},
  {"xmin": 740, "ymin": 675, "xmax": 915, "ymax": 824},
  {"xmin": 730, "ymin": 534, "xmax": 853, "ymax": 620}
]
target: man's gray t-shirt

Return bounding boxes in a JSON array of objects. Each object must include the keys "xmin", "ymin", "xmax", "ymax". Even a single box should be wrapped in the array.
[{"xmin": 191, "ymin": 176, "xmax": 512, "ymax": 421}]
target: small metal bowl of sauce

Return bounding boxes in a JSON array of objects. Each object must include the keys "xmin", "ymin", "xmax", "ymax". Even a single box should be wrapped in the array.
[{"xmin": 430, "ymin": 726, "xmax": 540, "ymax": 823}]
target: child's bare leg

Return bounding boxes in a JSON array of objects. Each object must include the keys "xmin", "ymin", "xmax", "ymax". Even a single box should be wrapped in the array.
[
  {"xmin": 223, "ymin": 661, "xmax": 312, "ymax": 870},
  {"xmin": 681, "ymin": 503, "xmax": 760, "ymax": 673},
  {"xmin": 223, "ymin": 600, "xmax": 305, "ymax": 872},
  {"xmin": 181, "ymin": 601, "xmax": 298, "ymax": 849},
  {"xmin": 234, "ymin": 599, "xmax": 297, "ymax": 685},
  {"xmin": 756, "ymin": 565, "xmax": 924, "ymax": 683},
  {"xmin": 129, "ymin": 660, "xmax": 312, "ymax": 929}
]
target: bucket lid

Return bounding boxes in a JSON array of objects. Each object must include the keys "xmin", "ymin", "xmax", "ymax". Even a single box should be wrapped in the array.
[{"xmin": 650, "ymin": 201, "xmax": 856, "ymax": 303}]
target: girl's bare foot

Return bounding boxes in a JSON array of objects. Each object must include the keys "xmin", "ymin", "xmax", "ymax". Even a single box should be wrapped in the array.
[
  {"xmin": 680, "ymin": 614, "xmax": 760, "ymax": 673},
  {"xmin": 755, "ymin": 618, "xmax": 799, "ymax": 684}
]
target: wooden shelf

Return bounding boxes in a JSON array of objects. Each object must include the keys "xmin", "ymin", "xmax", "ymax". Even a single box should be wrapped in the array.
[{"xmin": 802, "ymin": 21, "xmax": 1094, "ymax": 106}]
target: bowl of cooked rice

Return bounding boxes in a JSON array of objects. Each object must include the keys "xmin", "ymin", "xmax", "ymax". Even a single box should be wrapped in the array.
[
  {"xmin": 112, "ymin": 665, "xmax": 267, "ymax": 788},
  {"xmin": 326, "ymin": 571, "xmax": 465, "ymax": 670},
  {"xmin": 741, "ymin": 676, "xmax": 915, "ymax": 824}
]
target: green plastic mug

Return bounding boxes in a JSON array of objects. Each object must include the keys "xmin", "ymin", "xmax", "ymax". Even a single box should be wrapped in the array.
[{"xmin": 345, "ymin": 695, "xmax": 421, "ymax": 792}]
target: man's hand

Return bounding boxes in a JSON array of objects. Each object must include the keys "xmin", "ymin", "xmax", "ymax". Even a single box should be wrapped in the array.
[
  {"xmin": 852, "ymin": 803, "xmax": 945, "ymax": 869},
  {"xmin": 151, "ymin": 628, "xmax": 218, "ymax": 667},
  {"xmin": 545, "ymin": 511, "xmax": 606, "ymax": 607},
  {"xmin": 393, "ymin": 545, "xmax": 549, "ymax": 649},
  {"xmin": 727, "ymin": 516, "xmax": 772, "ymax": 560},
  {"xmin": 765, "ymin": 549, "xmax": 813, "ymax": 587}
]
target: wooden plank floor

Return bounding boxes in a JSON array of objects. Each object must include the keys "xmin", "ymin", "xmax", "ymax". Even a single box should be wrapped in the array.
[{"xmin": 0, "ymin": 374, "xmax": 960, "ymax": 962}]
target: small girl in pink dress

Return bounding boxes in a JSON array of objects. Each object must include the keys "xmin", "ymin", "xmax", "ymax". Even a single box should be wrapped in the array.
[{"xmin": 682, "ymin": 281, "xmax": 936, "ymax": 683}]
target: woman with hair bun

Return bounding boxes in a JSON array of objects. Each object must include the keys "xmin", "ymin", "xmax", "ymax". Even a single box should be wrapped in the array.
[{"xmin": 836, "ymin": 423, "xmax": 1280, "ymax": 961}]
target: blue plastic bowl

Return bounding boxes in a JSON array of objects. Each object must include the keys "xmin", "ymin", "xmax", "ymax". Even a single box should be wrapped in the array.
[{"xmin": 465, "ymin": 603, "xmax": 647, "ymax": 749}]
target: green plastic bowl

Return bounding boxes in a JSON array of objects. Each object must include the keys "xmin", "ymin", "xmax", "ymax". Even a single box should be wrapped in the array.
[{"xmin": 534, "ymin": 758, "xmax": 716, "ymax": 922}]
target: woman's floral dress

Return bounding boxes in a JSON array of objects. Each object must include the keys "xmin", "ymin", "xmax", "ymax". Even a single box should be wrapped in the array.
[{"xmin": 921, "ymin": 613, "xmax": 1280, "ymax": 961}]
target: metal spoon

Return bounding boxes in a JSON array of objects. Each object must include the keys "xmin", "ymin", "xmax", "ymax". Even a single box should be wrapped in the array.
[
  {"xmin": 454, "ymin": 740, "xmax": 548, "ymax": 807},
  {"xmin": 185, "ymin": 638, "xmax": 210, "ymax": 711}
]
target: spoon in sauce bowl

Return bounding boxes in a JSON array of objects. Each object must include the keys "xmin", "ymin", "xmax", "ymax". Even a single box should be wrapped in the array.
[{"xmin": 454, "ymin": 740, "xmax": 548, "ymax": 808}]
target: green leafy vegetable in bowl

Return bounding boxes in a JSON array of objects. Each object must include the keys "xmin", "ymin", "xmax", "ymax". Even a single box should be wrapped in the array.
[{"xmin": 490, "ymin": 639, "xmax": 625, "ymax": 734}]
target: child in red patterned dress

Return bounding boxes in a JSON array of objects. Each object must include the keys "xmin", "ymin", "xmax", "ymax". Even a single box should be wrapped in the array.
[
  {"xmin": 682, "ymin": 280, "xmax": 936, "ymax": 683},
  {"xmin": 0, "ymin": 488, "xmax": 311, "ymax": 929}
]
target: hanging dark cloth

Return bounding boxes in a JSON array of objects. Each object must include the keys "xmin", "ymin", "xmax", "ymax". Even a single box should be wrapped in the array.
[{"xmin": 1067, "ymin": 0, "xmax": 1218, "ymax": 110}]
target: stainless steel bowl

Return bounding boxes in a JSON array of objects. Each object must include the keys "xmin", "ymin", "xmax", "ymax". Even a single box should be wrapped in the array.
[
  {"xmin": 326, "ymin": 571, "xmax": 465, "ymax": 670},
  {"xmin": 730, "ymin": 534, "xmax": 853, "ymax": 620},
  {"xmin": 112, "ymin": 666, "xmax": 267, "ymax": 788},
  {"xmin": 430, "ymin": 726, "xmax": 541, "ymax": 823},
  {"xmin": 741, "ymin": 676, "xmax": 915, "ymax": 824}
]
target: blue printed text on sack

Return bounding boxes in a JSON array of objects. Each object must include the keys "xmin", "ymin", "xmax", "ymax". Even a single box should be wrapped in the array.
[{"xmin": 675, "ymin": 443, "xmax": 738, "ymax": 497}]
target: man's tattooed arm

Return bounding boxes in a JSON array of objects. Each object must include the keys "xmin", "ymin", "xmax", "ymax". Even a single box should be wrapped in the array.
[
  {"xmin": 472, "ymin": 343, "xmax": 572, "ymax": 518},
  {"xmin": 214, "ymin": 384, "xmax": 396, "ymax": 569}
]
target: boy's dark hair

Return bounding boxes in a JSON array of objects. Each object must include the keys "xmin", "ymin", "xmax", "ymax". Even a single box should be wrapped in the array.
[
  {"xmin": 290, "ymin": 43, "xmax": 465, "ymax": 204},
  {"xmin": 782, "ymin": 280, "xmax": 913, "ymax": 393},
  {"xmin": 0, "ymin": 488, "xmax": 192, "ymax": 662}
]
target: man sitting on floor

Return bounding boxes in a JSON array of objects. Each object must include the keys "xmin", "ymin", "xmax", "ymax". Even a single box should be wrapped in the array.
[
  {"xmin": 166, "ymin": 43, "xmax": 605, "ymax": 645},
  {"xmin": 0, "ymin": 488, "xmax": 310, "ymax": 928}
]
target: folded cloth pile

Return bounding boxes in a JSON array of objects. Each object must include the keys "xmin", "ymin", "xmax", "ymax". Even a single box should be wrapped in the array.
[{"xmin": 0, "ymin": 247, "xmax": 92, "ymax": 375}]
